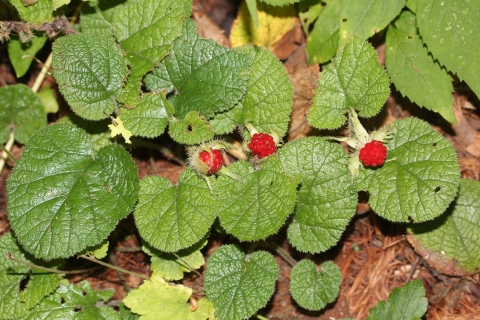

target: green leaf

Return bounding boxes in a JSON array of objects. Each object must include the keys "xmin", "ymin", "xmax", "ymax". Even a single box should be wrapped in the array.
[
  {"xmin": 0, "ymin": 84, "xmax": 46, "ymax": 144},
  {"xmin": 57, "ymin": 114, "xmax": 113, "ymax": 153},
  {"xmin": 306, "ymin": 0, "xmax": 340, "ymax": 65},
  {"xmin": 408, "ymin": 178, "xmax": 480, "ymax": 276},
  {"xmin": 52, "ymin": 0, "xmax": 70, "ymax": 10},
  {"xmin": 9, "ymin": 0, "xmax": 54, "ymax": 23},
  {"xmin": 0, "ymin": 233, "xmax": 30, "ymax": 319},
  {"xmin": 6, "ymin": 124, "xmax": 139, "ymax": 259},
  {"xmin": 308, "ymin": 37, "xmax": 390, "ymax": 130},
  {"xmin": 169, "ymin": 111, "xmax": 215, "ymax": 145},
  {"xmin": 20, "ymin": 269, "xmax": 62, "ymax": 310},
  {"xmin": 37, "ymin": 86, "xmax": 59, "ymax": 114},
  {"xmin": 339, "ymin": 0, "xmax": 405, "ymax": 45},
  {"xmin": 357, "ymin": 117, "xmax": 460, "ymax": 223},
  {"xmin": 368, "ymin": 280, "xmax": 427, "ymax": 320},
  {"xmin": 144, "ymin": 19, "xmax": 252, "ymax": 119},
  {"xmin": 80, "ymin": 0, "xmax": 135, "ymax": 37},
  {"xmin": 290, "ymin": 260, "xmax": 341, "ymax": 311},
  {"xmin": 213, "ymin": 45, "xmax": 293, "ymax": 137},
  {"xmin": 7, "ymin": 36, "xmax": 47, "ymax": 78},
  {"xmin": 124, "ymin": 274, "xmax": 215, "ymax": 320},
  {"xmin": 417, "ymin": 0, "xmax": 480, "ymax": 100},
  {"xmin": 214, "ymin": 158, "xmax": 297, "ymax": 241},
  {"xmin": 56, "ymin": 280, "xmax": 117, "ymax": 319},
  {"xmin": 82, "ymin": 240, "xmax": 109, "ymax": 259},
  {"xmin": 52, "ymin": 34, "xmax": 128, "ymax": 120},
  {"xmin": 0, "ymin": 273, "xmax": 29, "ymax": 320},
  {"xmin": 209, "ymin": 104, "xmax": 243, "ymax": 135},
  {"xmin": 112, "ymin": 0, "xmax": 189, "ymax": 107},
  {"xmin": 204, "ymin": 245, "xmax": 278, "ymax": 320},
  {"xmin": 120, "ymin": 92, "xmax": 174, "ymax": 138},
  {"xmin": 386, "ymin": 12, "xmax": 455, "ymax": 123},
  {"xmin": 245, "ymin": 0, "xmax": 259, "ymax": 28},
  {"xmin": 133, "ymin": 170, "xmax": 216, "ymax": 252},
  {"xmin": 143, "ymin": 236, "xmax": 207, "ymax": 281},
  {"xmin": 299, "ymin": 0, "xmax": 324, "ymax": 34},
  {"xmin": 277, "ymin": 137, "xmax": 357, "ymax": 253},
  {"xmin": 0, "ymin": 233, "xmax": 63, "ymax": 318}
]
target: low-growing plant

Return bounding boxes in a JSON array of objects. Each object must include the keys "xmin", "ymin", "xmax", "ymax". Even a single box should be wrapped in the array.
[{"xmin": 1, "ymin": 0, "xmax": 479, "ymax": 319}]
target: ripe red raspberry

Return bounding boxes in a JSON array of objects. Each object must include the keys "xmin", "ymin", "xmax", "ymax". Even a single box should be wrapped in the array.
[
  {"xmin": 248, "ymin": 133, "xmax": 277, "ymax": 159},
  {"xmin": 359, "ymin": 140, "xmax": 387, "ymax": 167},
  {"xmin": 198, "ymin": 149, "xmax": 223, "ymax": 174}
]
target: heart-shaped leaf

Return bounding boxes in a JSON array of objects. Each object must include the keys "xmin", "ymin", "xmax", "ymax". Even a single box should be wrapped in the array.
[
  {"xmin": 214, "ymin": 158, "xmax": 297, "ymax": 241},
  {"xmin": 6, "ymin": 124, "xmax": 139, "ymax": 259},
  {"xmin": 204, "ymin": 245, "xmax": 278, "ymax": 320},
  {"xmin": 133, "ymin": 169, "xmax": 216, "ymax": 252},
  {"xmin": 289, "ymin": 260, "xmax": 341, "ymax": 311}
]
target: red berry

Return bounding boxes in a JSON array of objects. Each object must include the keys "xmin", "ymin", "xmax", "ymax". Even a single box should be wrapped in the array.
[
  {"xmin": 359, "ymin": 140, "xmax": 387, "ymax": 167},
  {"xmin": 198, "ymin": 149, "xmax": 223, "ymax": 174},
  {"xmin": 248, "ymin": 133, "xmax": 277, "ymax": 159}
]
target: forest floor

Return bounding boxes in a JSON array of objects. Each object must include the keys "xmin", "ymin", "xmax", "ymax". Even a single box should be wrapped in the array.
[{"xmin": 1, "ymin": 0, "xmax": 480, "ymax": 319}]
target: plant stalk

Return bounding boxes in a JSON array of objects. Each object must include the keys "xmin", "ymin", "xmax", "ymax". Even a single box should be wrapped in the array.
[
  {"xmin": 5, "ymin": 252, "xmax": 101, "ymax": 274},
  {"xmin": 265, "ymin": 241, "xmax": 297, "ymax": 267},
  {"xmin": 78, "ymin": 254, "xmax": 150, "ymax": 281},
  {"xmin": 0, "ymin": 132, "xmax": 15, "ymax": 175}
]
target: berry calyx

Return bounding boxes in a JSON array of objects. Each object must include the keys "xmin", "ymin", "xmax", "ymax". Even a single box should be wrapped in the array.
[
  {"xmin": 359, "ymin": 140, "xmax": 387, "ymax": 167},
  {"xmin": 248, "ymin": 133, "xmax": 277, "ymax": 159},
  {"xmin": 198, "ymin": 149, "xmax": 223, "ymax": 174}
]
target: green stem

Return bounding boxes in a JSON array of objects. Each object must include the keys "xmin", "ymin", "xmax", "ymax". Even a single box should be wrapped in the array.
[
  {"xmin": 254, "ymin": 314, "xmax": 269, "ymax": 320},
  {"xmin": 78, "ymin": 254, "xmax": 150, "ymax": 281},
  {"xmin": 172, "ymin": 252, "xmax": 203, "ymax": 278},
  {"xmin": 265, "ymin": 241, "xmax": 297, "ymax": 267},
  {"xmin": 130, "ymin": 137, "xmax": 185, "ymax": 166},
  {"xmin": 0, "ymin": 132, "xmax": 15, "ymax": 174},
  {"xmin": 6, "ymin": 252, "xmax": 101, "ymax": 274}
]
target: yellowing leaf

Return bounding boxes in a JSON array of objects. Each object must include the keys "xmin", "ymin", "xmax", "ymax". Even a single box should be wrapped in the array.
[
  {"xmin": 108, "ymin": 117, "xmax": 132, "ymax": 143},
  {"xmin": 123, "ymin": 274, "xmax": 216, "ymax": 320},
  {"xmin": 230, "ymin": 1, "xmax": 296, "ymax": 50}
]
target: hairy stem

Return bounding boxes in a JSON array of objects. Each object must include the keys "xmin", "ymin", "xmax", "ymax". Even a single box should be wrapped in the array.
[
  {"xmin": 6, "ymin": 252, "xmax": 101, "ymax": 274},
  {"xmin": 0, "ymin": 132, "xmax": 15, "ymax": 174},
  {"xmin": 172, "ymin": 252, "xmax": 203, "ymax": 278},
  {"xmin": 79, "ymin": 254, "xmax": 150, "ymax": 281},
  {"xmin": 265, "ymin": 241, "xmax": 297, "ymax": 267}
]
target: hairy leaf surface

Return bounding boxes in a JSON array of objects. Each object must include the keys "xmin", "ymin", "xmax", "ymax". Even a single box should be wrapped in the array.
[
  {"xmin": 290, "ymin": 260, "xmax": 341, "ymax": 311},
  {"xmin": 204, "ymin": 245, "xmax": 278, "ymax": 320},
  {"xmin": 368, "ymin": 280, "xmax": 427, "ymax": 320},
  {"xmin": 52, "ymin": 34, "xmax": 128, "ymax": 120},
  {"xmin": 358, "ymin": 118, "xmax": 460, "ymax": 223},
  {"xmin": 0, "ymin": 84, "xmax": 46, "ymax": 144},
  {"xmin": 308, "ymin": 37, "xmax": 390, "ymax": 129},
  {"xmin": 144, "ymin": 20, "xmax": 251, "ymax": 119},
  {"xmin": 134, "ymin": 170, "xmax": 216, "ymax": 252},
  {"xmin": 7, "ymin": 124, "xmax": 139, "ymax": 259},
  {"xmin": 278, "ymin": 137, "xmax": 357, "ymax": 253},
  {"xmin": 214, "ymin": 158, "xmax": 297, "ymax": 241}
]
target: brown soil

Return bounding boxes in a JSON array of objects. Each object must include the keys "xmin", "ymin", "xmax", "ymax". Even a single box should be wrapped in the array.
[{"xmin": 1, "ymin": 0, "xmax": 480, "ymax": 319}]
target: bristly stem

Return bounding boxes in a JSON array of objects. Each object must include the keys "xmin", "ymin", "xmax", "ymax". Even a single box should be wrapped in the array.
[
  {"xmin": 172, "ymin": 252, "xmax": 203, "ymax": 278},
  {"xmin": 6, "ymin": 252, "xmax": 101, "ymax": 274},
  {"xmin": 264, "ymin": 241, "xmax": 297, "ymax": 267},
  {"xmin": 79, "ymin": 254, "xmax": 150, "ymax": 281},
  {"xmin": 0, "ymin": 132, "xmax": 15, "ymax": 174}
]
